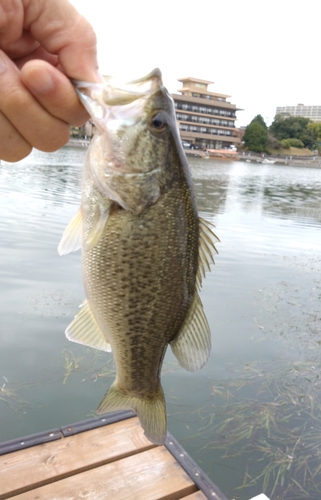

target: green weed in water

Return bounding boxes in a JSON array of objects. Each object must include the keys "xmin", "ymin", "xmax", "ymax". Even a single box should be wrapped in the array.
[
  {"xmin": 0, "ymin": 377, "xmax": 31, "ymax": 411},
  {"xmin": 204, "ymin": 359, "xmax": 321, "ymax": 500},
  {"xmin": 62, "ymin": 349, "xmax": 83, "ymax": 384}
]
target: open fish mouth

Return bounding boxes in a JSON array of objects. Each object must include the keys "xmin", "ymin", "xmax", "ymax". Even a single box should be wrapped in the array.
[
  {"xmin": 70, "ymin": 68, "xmax": 175, "ymax": 212},
  {"xmin": 72, "ymin": 68, "xmax": 163, "ymax": 114}
]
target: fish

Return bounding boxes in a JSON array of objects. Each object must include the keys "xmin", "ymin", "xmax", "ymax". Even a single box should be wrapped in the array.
[{"xmin": 58, "ymin": 68, "xmax": 219, "ymax": 445}]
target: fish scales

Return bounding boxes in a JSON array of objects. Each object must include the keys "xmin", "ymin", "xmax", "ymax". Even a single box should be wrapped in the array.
[
  {"xmin": 83, "ymin": 182, "xmax": 198, "ymax": 395},
  {"xmin": 58, "ymin": 69, "xmax": 218, "ymax": 444}
]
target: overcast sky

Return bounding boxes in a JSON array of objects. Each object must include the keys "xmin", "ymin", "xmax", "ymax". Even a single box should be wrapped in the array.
[{"xmin": 70, "ymin": 0, "xmax": 320, "ymax": 127}]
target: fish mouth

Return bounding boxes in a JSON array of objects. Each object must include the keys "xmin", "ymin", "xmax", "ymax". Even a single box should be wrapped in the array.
[
  {"xmin": 72, "ymin": 68, "xmax": 163, "ymax": 109},
  {"xmin": 73, "ymin": 69, "xmax": 171, "ymax": 212},
  {"xmin": 103, "ymin": 68, "xmax": 163, "ymax": 105},
  {"xmin": 72, "ymin": 68, "xmax": 165, "ymax": 157}
]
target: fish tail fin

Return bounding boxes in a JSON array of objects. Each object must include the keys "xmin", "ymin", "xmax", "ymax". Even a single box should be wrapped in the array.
[{"xmin": 96, "ymin": 382, "xmax": 167, "ymax": 445}]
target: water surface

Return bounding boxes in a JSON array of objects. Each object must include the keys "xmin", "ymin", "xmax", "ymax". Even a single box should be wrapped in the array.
[{"xmin": 0, "ymin": 149, "xmax": 321, "ymax": 500}]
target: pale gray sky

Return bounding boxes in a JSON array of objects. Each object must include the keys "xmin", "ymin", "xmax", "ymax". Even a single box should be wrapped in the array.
[{"xmin": 70, "ymin": 0, "xmax": 320, "ymax": 127}]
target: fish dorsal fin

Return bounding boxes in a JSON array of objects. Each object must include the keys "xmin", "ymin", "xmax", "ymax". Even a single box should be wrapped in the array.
[
  {"xmin": 197, "ymin": 217, "xmax": 220, "ymax": 289},
  {"xmin": 170, "ymin": 292, "xmax": 211, "ymax": 372},
  {"xmin": 66, "ymin": 299, "xmax": 112, "ymax": 352},
  {"xmin": 58, "ymin": 209, "xmax": 83, "ymax": 256},
  {"xmin": 84, "ymin": 207, "xmax": 110, "ymax": 251}
]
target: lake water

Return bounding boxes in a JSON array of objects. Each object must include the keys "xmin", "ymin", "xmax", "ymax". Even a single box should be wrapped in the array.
[{"xmin": 1, "ymin": 148, "xmax": 321, "ymax": 500}]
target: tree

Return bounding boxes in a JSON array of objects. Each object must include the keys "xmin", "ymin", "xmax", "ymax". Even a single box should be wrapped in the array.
[
  {"xmin": 269, "ymin": 115, "xmax": 316, "ymax": 149},
  {"xmin": 251, "ymin": 114, "xmax": 268, "ymax": 130},
  {"xmin": 307, "ymin": 121, "xmax": 321, "ymax": 138},
  {"xmin": 307, "ymin": 122, "xmax": 321, "ymax": 150},
  {"xmin": 243, "ymin": 115, "xmax": 268, "ymax": 152}
]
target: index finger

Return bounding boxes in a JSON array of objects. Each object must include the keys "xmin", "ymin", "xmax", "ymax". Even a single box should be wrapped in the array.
[{"xmin": 23, "ymin": 0, "xmax": 101, "ymax": 82}]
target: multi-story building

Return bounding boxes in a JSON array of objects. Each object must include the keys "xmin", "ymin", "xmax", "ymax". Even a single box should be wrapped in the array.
[
  {"xmin": 171, "ymin": 77, "xmax": 242, "ymax": 150},
  {"xmin": 275, "ymin": 104, "xmax": 321, "ymax": 122}
]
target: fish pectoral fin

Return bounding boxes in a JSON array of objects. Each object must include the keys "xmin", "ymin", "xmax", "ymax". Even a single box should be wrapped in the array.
[
  {"xmin": 97, "ymin": 382, "xmax": 167, "ymax": 445},
  {"xmin": 58, "ymin": 209, "xmax": 83, "ymax": 255},
  {"xmin": 66, "ymin": 299, "xmax": 112, "ymax": 352},
  {"xmin": 84, "ymin": 207, "xmax": 110, "ymax": 251},
  {"xmin": 170, "ymin": 292, "xmax": 211, "ymax": 372},
  {"xmin": 197, "ymin": 217, "xmax": 220, "ymax": 288}
]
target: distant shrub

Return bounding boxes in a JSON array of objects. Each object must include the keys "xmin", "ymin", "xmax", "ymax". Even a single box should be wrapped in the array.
[
  {"xmin": 280, "ymin": 139, "xmax": 291, "ymax": 149},
  {"xmin": 281, "ymin": 138, "xmax": 304, "ymax": 148},
  {"xmin": 290, "ymin": 138, "xmax": 304, "ymax": 148}
]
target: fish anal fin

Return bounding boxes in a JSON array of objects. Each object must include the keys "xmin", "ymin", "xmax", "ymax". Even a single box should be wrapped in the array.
[
  {"xmin": 97, "ymin": 382, "xmax": 166, "ymax": 445},
  {"xmin": 66, "ymin": 299, "xmax": 112, "ymax": 352},
  {"xmin": 58, "ymin": 209, "xmax": 83, "ymax": 256},
  {"xmin": 170, "ymin": 292, "xmax": 211, "ymax": 372}
]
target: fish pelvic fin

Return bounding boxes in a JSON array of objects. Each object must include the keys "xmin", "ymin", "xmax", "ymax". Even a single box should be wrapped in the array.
[
  {"xmin": 58, "ymin": 208, "xmax": 83, "ymax": 255},
  {"xmin": 66, "ymin": 299, "xmax": 112, "ymax": 352},
  {"xmin": 96, "ymin": 382, "xmax": 167, "ymax": 445},
  {"xmin": 84, "ymin": 206, "xmax": 110, "ymax": 251},
  {"xmin": 170, "ymin": 291, "xmax": 211, "ymax": 372},
  {"xmin": 197, "ymin": 217, "xmax": 220, "ymax": 288}
]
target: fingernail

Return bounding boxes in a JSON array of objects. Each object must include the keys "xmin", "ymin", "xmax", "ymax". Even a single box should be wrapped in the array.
[{"xmin": 0, "ymin": 55, "xmax": 6, "ymax": 74}]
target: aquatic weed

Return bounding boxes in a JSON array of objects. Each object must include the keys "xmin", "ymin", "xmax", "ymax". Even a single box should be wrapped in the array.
[
  {"xmin": 0, "ymin": 376, "xmax": 31, "ymax": 411},
  {"xmin": 62, "ymin": 349, "xmax": 83, "ymax": 384},
  {"xmin": 205, "ymin": 359, "xmax": 321, "ymax": 499}
]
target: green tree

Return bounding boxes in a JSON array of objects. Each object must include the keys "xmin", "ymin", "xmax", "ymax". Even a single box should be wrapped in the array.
[
  {"xmin": 243, "ymin": 115, "xmax": 268, "ymax": 152},
  {"xmin": 307, "ymin": 122, "xmax": 321, "ymax": 150},
  {"xmin": 307, "ymin": 121, "xmax": 321, "ymax": 138},
  {"xmin": 269, "ymin": 115, "xmax": 316, "ymax": 149},
  {"xmin": 251, "ymin": 114, "xmax": 268, "ymax": 130}
]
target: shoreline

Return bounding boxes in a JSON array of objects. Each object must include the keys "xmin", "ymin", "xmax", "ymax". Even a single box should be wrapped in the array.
[{"xmin": 66, "ymin": 139, "xmax": 321, "ymax": 168}]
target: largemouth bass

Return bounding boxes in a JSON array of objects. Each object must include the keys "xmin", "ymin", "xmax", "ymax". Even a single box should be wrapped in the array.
[{"xmin": 58, "ymin": 69, "xmax": 218, "ymax": 444}]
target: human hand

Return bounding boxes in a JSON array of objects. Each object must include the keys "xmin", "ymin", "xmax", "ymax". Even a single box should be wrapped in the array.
[{"xmin": 0, "ymin": 0, "xmax": 101, "ymax": 161}]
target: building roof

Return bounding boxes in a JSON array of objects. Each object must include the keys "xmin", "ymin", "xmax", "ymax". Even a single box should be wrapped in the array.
[
  {"xmin": 177, "ymin": 76, "xmax": 214, "ymax": 85},
  {"xmin": 178, "ymin": 87, "xmax": 231, "ymax": 99},
  {"xmin": 172, "ymin": 93, "xmax": 242, "ymax": 110}
]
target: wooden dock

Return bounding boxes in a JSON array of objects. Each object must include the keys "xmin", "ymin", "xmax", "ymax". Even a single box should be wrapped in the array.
[{"xmin": 0, "ymin": 410, "xmax": 228, "ymax": 500}]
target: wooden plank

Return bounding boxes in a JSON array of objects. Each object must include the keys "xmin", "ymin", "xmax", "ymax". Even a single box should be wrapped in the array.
[
  {"xmin": 0, "ymin": 417, "xmax": 154, "ymax": 499},
  {"xmin": 10, "ymin": 447, "xmax": 198, "ymax": 500},
  {"xmin": 182, "ymin": 492, "xmax": 208, "ymax": 499}
]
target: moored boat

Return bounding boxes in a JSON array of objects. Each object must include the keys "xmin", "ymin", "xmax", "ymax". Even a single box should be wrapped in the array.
[{"xmin": 207, "ymin": 149, "xmax": 240, "ymax": 160}]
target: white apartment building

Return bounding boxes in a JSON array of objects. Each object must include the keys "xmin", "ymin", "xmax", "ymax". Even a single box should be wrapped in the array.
[{"xmin": 275, "ymin": 104, "xmax": 321, "ymax": 122}]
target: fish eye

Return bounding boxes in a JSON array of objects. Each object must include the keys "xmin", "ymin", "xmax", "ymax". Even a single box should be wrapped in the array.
[{"xmin": 150, "ymin": 112, "xmax": 168, "ymax": 132}]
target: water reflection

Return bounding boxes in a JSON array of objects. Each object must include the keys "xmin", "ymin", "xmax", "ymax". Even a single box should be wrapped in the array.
[
  {"xmin": 192, "ymin": 177, "xmax": 229, "ymax": 216},
  {"xmin": 262, "ymin": 184, "xmax": 321, "ymax": 223},
  {"xmin": 0, "ymin": 150, "xmax": 321, "ymax": 500},
  {"xmin": 190, "ymin": 158, "xmax": 321, "ymax": 226}
]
